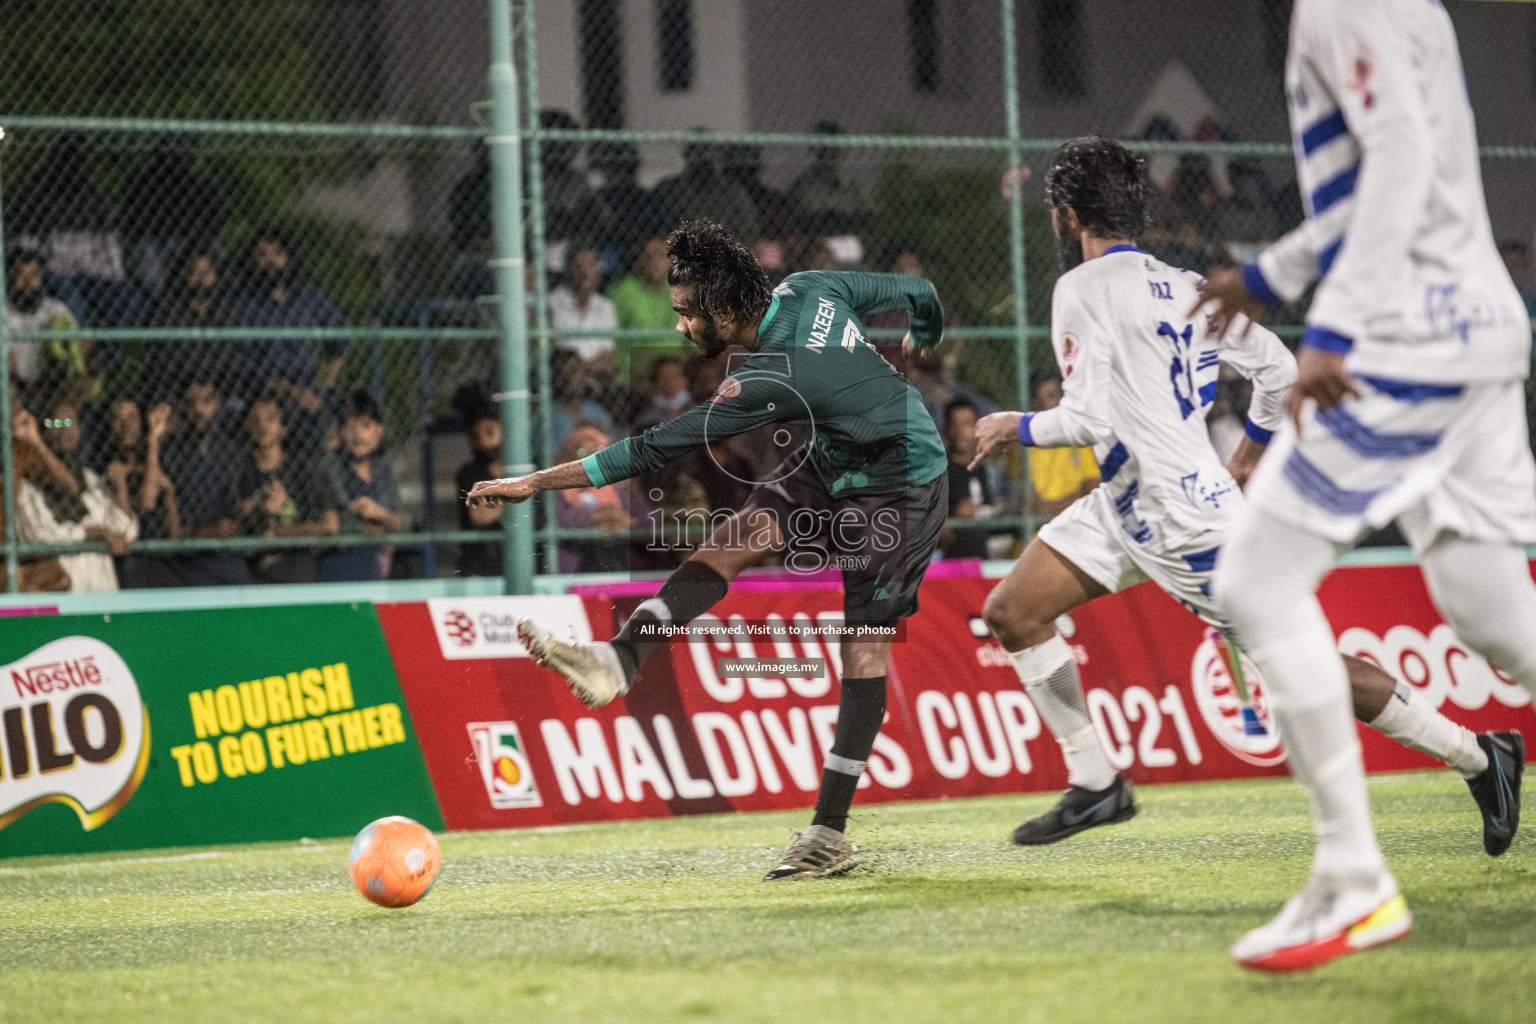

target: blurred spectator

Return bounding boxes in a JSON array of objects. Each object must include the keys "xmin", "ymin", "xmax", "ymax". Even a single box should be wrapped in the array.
[
  {"xmin": 656, "ymin": 135, "xmax": 759, "ymax": 241},
  {"xmin": 123, "ymin": 149, "xmax": 226, "ymax": 297},
  {"xmin": 550, "ymin": 247, "xmax": 618, "ymax": 366},
  {"xmin": 230, "ymin": 228, "xmax": 347, "ymax": 414},
  {"xmin": 453, "ymin": 386, "xmax": 503, "ymax": 577},
  {"xmin": 1025, "ymin": 375, "xmax": 1098, "ymax": 517},
  {"xmin": 723, "ymin": 143, "xmax": 798, "ymax": 242},
  {"xmin": 554, "ymin": 424, "xmax": 640, "ymax": 574},
  {"xmin": 547, "ymin": 349, "xmax": 614, "ymax": 454},
  {"xmin": 1500, "ymin": 241, "xmax": 1536, "ymax": 317},
  {"xmin": 12, "ymin": 401, "xmax": 136, "ymax": 592},
  {"xmin": 2, "ymin": 428, "xmax": 69, "ymax": 592},
  {"xmin": 161, "ymin": 378, "xmax": 250, "ymax": 586},
  {"xmin": 633, "ymin": 356, "xmax": 691, "ymax": 431},
  {"xmin": 607, "ymin": 237, "xmax": 678, "ymax": 342},
  {"xmin": 940, "ymin": 399, "xmax": 1002, "ymax": 559},
  {"xmin": 592, "ymin": 142, "xmax": 677, "ymax": 266},
  {"xmin": 6, "ymin": 138, "xmax": 126, "ymax": 283},
  {"xmin": 105, "ymin": 399, "xmax": 182, "ymax": 588},
  {"xmin": 233, "ymin": 398, "xmax": 343, "ymax": 584},
  {"xmin": 5, "ymin": 247, "xmax": 101, "ymax": 408},
  {"xmin": 318, "ymin": 393, "xmax": 404, "ymax": 583},
  {"xmin": 540, "ymin": 110, "xmax": 614, "ymax": 248},
  {"xmin": 144, "ymin": 248, "xmax": 234, "ymax": 404},
  {"xmin": 790, "ymin": 122, "xmax": 869, "ymax": 236}
]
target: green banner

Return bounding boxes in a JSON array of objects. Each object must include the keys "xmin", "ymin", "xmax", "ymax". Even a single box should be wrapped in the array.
[{"xmin": 0, "ymin": 604, "xmax": 442, "ymax": 857}]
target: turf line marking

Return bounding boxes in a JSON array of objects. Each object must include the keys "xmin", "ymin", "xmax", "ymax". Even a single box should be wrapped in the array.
[{"xmin": 0, "ymin": 850, "xmax": 224, "ymax": 874}]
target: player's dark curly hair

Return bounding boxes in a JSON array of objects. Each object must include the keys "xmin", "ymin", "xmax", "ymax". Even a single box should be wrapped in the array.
[
  {"xmin": 667, "ymin": 219, "xmax": 772, "ymax": 326},
  {"xmin": 1043, "ymin": 136, "xmax": 1149, "ymax": 240}
]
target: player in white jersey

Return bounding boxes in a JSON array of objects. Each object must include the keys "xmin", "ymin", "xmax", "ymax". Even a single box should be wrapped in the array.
[
  {"xmin": 1198, "ymin": 0, "xmax": 1533, "ymax": 972},
  {"xmin": 973, "ymin": 135, "xmax": 1520, "ymax": 859}
]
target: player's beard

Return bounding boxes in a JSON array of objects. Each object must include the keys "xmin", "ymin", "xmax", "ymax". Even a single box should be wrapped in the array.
[
  {"xmin": 1057, "ymin": 232, "xmax": 1085, "ymax": 272},
  {"xmin": 691, "ymin": 318, "xmax": 728, "ymax": 359}
]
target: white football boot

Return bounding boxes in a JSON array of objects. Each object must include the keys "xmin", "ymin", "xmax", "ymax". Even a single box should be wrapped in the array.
[
  {"xmin": 516, "ymin": 619, "xmax": 627, "ymax": 708},
  {"xmin": 1232, "ymin": 871, "xmax": 1412, "ymax": 972}
]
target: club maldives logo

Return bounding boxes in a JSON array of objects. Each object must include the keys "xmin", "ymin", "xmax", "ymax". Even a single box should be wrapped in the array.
[
  {"xmin": 426, "ymin": 597, "xmax": 592, "ymax": 661},
  {"xmin": 467, "ymin": 721, "xmax": 542, "ymax": 809},
  {"xmin": 442, "ymin": 609, "xmax": 476, "ymax": 647},
  {"xmin": 1189, "ymin": 630, "xmax": 1286, "ymax": 767},
  {"xmin": 0, "ymin": 636, "xmax": 150, "ymax": 832}
]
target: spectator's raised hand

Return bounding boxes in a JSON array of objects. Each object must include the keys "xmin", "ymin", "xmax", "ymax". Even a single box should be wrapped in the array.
[
  {"xmin": 11, "ymin": 410, "xmax": 42, "ymax": 449},
  {"xmin": 147, "ymin": 403, "xmax": 172, "ymax": 441}
]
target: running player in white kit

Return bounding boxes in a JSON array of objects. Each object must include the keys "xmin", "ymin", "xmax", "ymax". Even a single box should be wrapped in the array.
[
  {"xmin": 1199, "ymin": 0, "xmax": 1534, "ymax": 972},
  {"xmin": 972, "ymin": 134, "xmax": 1522, "ymax": 924}
]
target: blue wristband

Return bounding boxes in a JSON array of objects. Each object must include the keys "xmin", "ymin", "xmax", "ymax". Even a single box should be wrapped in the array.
[
  {"xmin": 1301, "ymin": 325, "xmax": 1354, "ymax": 355},
  {"xmin": 1017, "ymin": 412, "xmax": 1036, "ymax": 446},
  {"xmin": 1240, "ymin": 263, "xmax": 1282, "ymax": 306}
]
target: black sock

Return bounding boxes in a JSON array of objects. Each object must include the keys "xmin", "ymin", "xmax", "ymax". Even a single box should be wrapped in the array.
[
  {"xmin": 610, "ymin": 560, "xmax": 730, "ymax": 681},
  {"xmin": 812, "ymin": 676, "xmax": 887, "ymax": 833}
]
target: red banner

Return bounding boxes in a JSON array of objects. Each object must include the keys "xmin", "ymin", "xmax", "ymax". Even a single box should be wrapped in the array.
[{"xmin": 377, "ymin": 566, "xmax": 1536, "ymax": 831}]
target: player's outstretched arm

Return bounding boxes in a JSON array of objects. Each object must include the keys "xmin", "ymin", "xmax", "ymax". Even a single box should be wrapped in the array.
[{"xmin": 466, "ymin": 460, "xmax": 593, "ymax": 509}]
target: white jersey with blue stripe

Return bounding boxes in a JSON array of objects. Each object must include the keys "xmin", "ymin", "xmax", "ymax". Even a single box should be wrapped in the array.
[
  {"xmin": 1022, "ymin": 247, "xmax": 1296, "ymax": 550},
  {"xmin": 1244, "ymin": 0, "xmax": 1528, "ymax": 384}
]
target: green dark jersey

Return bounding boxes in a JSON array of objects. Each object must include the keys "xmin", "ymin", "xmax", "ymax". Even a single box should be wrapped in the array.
[{"xmin": 582, "ymin": 271, "xmax": 948, "ymax": 496}]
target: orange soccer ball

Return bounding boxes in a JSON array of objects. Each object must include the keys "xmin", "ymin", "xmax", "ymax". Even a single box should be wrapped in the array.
[{"xmin": 347, "ymin": 816, "xmax": 442, "ymax": 908}]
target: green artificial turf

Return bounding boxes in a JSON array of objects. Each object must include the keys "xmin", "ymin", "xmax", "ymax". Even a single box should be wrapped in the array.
[{"xmin": 1, "ymin": 771, "xmax": 1532, "ymax": 1024}]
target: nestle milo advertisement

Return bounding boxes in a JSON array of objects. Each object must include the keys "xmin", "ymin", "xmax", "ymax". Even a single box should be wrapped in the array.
[{"xmin": 0, "ymin": 604, "xmax": 442, "ymax": 857}]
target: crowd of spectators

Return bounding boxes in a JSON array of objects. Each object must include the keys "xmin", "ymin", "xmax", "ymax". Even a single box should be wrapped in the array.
[{"xmin": 3, "ymin": 207, "xmax": 406, "ymax": 591}]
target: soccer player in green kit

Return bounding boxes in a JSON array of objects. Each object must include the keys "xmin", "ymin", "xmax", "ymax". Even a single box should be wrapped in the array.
[{"xmin": 467, "ymin": 220, "xmax": 949, "ymax": 879}]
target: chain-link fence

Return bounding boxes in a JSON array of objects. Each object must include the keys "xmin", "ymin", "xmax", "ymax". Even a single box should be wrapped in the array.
[{"xmin": 1, "ymin": 0, "xmax": 1533, "ymax": 594}]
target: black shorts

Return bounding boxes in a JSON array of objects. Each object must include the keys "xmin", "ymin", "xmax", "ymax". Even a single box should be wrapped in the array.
[{"xmin": 748, "ymin": 447, "xmax": 948, "ymax": 624}]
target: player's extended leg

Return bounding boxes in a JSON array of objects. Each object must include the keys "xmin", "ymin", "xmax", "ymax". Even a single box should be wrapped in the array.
[
  {"xmin": 764, "ymin": 638, "xmax": 891, "ymax": 881},
  {"xmin": 1413, "ymin": 536, "xmax": 1533, "ymax": 854},
  {"xmin": 1215, "ymin": 508, "xmax": 1409, "ymax": 972},
  {"xmin": 518, "ymin": 505, "xmax": 783, "ymax": 707},
  {"xmin": 1347, "ymin": 655, "xmax": 1489, "ymax": 779},
  {"xmin": 983, "ymin": 538, "xmax": 1136, "ymax": 845},
  {"xmin": 1345, "ymin": 654, "xmax": 1522, "ymax": 853}
]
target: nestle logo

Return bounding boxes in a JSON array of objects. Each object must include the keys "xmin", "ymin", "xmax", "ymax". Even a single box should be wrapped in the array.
[{"xmin": 12, "ymin": 656, "xmax": 104, "ymax": 697}]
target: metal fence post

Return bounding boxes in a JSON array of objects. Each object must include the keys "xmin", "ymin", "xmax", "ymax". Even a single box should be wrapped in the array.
[
  {"xmin": 488, "ymin": 0, "xmax": 535, "ymax": 593},
  {"xmin": 518, "ymin": 0, "xmax": 559, "ymax": 576},
  {"xmin": 0, "ymin": 136, "xmax": 15, "ymax": 593},
  {"xmin": 1000, "ymin": 0, "xmax": 1034, "ymax": 536}
]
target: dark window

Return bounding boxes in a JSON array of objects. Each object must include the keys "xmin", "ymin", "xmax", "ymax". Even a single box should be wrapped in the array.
[
  {"xmin": 906, "ymin": 0, "xmax": 941, "ymax": 94},
  {"xmin": 579, "ymin": 0, "xmax": 625, "ymax": 129},
  {"xmin": 1037, "ymin": 0, "xmax": 1086, "ymax": 99},
  {"xmin": 657, "ymin": 0, "xmax": 695, "ymax": 93}
]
